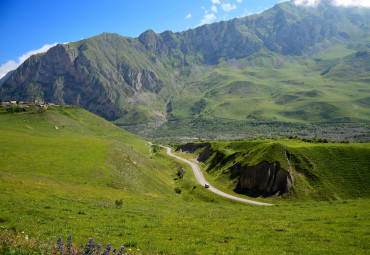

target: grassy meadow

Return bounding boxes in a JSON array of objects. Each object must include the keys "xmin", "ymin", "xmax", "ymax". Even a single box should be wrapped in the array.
[{"xmin": 0, "ymin": 107, "xmax": 369, "ymax": 254}]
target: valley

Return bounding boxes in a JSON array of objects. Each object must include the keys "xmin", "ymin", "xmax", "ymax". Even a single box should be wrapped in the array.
[
  {"xmin": 0, "ymin": 1, "xmax": 369, "ymax": 254},
  {"xmin": 0, "ymin": 107, "xmax": 369, "ymax": 254}
]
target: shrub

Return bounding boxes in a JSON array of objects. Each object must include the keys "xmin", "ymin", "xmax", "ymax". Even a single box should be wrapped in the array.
[
  {"xmin": 115, "ymin": 199, "xmax": 123, "ymax": 208},
  {"xmin": 176, "ymin": 168, "xmax": 186, "ymax": 179},
  {"xmin": 152, "ymin": 145, "xmax": 161, "ymax": 154},
  {"xmin": 6, "ymin": 106, "xmax": 26, "ymax": 113}
]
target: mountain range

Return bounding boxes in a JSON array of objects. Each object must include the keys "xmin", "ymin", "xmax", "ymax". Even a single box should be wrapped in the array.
[{"xmin": 1, "ymin": 0, "xmax": 369, "ymax": 141}]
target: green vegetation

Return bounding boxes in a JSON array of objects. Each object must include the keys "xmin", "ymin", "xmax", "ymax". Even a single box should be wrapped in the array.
[
  {"xmin": 178, "ymin": 139, "xmax": 370, "ymax": 201},
  {"xmin": 122, "ymin": 45, "xmax": 370, "ymax": 142},
  {"xmin": 0, "ymin": 108, "xmax": 369, "ymax": 254},
  {"xmin": 0, "ymin": 3, "xmax": 369, "ymax": 252},
  {"xmin": 145, "ymin": 46, "xmax": 369, "ymax": 141}
]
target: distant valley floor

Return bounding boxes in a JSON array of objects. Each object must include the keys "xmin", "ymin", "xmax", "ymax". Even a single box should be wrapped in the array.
[{"xmin": 120, "ymin": 119, "xmax": 370, "ymax": 143}]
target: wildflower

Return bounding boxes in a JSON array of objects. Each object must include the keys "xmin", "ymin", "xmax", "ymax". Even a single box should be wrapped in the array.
[
  {"xmin": 112, "ymin": 248, "xmax": 117, "ymax": 255},
  {"xmin": 97, "ymin": 244, "xmax": 102, "ymax": 254},
  {"xmin": 118, "ymin": 246, "xmax": 124, "ymax": 255},
  {"xmin": 56, "ymin": 237, "xmax": 64, "ymax": 254},
  {"xmin": 82, "ymin": 237, "xmax": 96, "ymax": 254},
  {"xmin": 105, "ymin": 243, "xmax": 112, "ymax": 253},
  {"xmin": 57, "ymin": 239, "xmax": 64, "ymax": 255},
  {"xmin": 67, "ymin": 234, "xmax": 73, "ymax": 254}
]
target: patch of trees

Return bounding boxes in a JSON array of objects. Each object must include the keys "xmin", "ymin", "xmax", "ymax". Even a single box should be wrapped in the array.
[
  {"xmin": 191, "ymin": 99, "xmax": 206, "ymax": 115},
  {"xmin": 288, "ymin": 136, "xmax": 350, "ymax": 143},
  {"xmin": 7, "ymin": 106, "xmax": 26, "ymax": 113}
]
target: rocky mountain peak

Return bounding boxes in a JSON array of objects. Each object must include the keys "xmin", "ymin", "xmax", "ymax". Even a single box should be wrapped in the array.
[{"xmin": 138, "ymin": 29, "xmax": 159, "ymax": 46}]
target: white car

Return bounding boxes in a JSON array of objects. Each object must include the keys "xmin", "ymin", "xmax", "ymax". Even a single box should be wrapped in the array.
[{"xmin": 204, "ymin": 183, "xmax": 210, "ymax": 188}]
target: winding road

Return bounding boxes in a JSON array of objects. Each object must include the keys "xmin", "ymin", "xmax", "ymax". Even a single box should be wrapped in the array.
[{"xmin": 163, "ymin": 146, "xmax": 273, "ymax": 206}]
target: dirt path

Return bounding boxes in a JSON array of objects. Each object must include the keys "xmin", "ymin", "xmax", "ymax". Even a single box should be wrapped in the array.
[{"xmin": 163, "ymin": 146, "xmax": 273, "ymax": 206}]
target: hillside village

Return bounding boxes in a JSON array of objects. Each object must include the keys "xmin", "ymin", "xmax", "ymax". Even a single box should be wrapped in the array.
[{"xmin": 0, "ymin": 99, "xmax": 57, "ymax": 110}]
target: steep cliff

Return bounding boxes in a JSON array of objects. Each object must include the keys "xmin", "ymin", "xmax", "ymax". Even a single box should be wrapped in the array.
[{"xmin": 231, "ymin": 162, "xmax": 293, "ymax": 197}]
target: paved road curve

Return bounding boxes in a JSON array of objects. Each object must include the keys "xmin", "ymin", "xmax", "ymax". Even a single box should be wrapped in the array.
[{"xmin": 163, "ymin": 146, "xmax": 273, "ymax": 206}]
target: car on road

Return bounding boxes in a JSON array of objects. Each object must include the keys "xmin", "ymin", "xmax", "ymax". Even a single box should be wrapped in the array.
[{"xmin": 204, "ymin": 183, "xmax": 210, "ymax": 188}]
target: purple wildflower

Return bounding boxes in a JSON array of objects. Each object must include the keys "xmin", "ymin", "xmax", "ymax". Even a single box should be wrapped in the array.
[
  {"xmin": 66, "ymin": 235, "xmax": 73, "ymax": 254},
  {"xmin": 96, "ymin": 244, "xmax": 102, "ymax": 255},
  {"xmin": 118, "ymin": 246, "xmax": 124, "ymax": 255}
]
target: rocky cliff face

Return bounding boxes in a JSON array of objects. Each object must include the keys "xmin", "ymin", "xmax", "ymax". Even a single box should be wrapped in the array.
[
  {"xmin": 2, "ymin": 44, "xmax": 125, "ymax": 120},
  {"xmin": 1, "ymin": 35, "xmax": 170, "ymax": 120},
  {"xmin": 177, "ymin": 142, "xmax": 212, "ymax": 162},
  {"xmin": 231, "ymin": 162, "xmax": 293, "ymax": 197}
]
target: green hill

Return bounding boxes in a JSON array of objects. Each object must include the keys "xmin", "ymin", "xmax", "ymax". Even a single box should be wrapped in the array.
[
  {"xmin": 0, "ymin": 107, "xmax": 369, "ymax": 254},
  {"xmin": 0, "ymin": 105, "xmax": 180, "ymax": 205},
  {"xmin": 177, "ymin": 139, "xmax": 370, "ymax": 200}
]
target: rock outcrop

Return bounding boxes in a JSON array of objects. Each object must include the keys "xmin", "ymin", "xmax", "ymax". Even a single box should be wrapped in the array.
[
  {"xmin": 231, "ymin": 162, "xmax": 293, "ymax": 197},
  {"xmin": 177, "ymin": 143, "xmax": 212, "ymax": 162}
]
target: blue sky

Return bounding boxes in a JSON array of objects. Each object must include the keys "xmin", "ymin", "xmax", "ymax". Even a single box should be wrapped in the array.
[
  {"xmin": 1, "ymin": 0, "xmax": 369, "ymax": 78},
  {"xmin": 0, "ymin": 0, "xmax": 287, "ymax": 78}
]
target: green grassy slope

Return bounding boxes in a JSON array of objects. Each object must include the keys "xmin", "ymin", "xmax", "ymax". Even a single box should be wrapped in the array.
[
  {"xmin": 132, "ymin": 47, "xmax": 370, "ymax": 142},
  {"xmin": 0, "ymin": 106, "xmax": 179, "ymax": 197},
  {"xmin": 0, "ymin": 108, "xmax": 369, "ymax": 254},
  {"xmin": 179, "ymin": 139, "xmax": 370, "ymax": 201},
  {"xmin": 170, "ymin": 49, "xmax": 370, "ymax": 123}
]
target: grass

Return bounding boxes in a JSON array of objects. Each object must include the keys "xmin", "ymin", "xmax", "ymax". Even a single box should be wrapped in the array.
[
  {"xmin": 176, "ymin": 139, "xmax": 370, "ymax": 201},
  {"xmin": 0, "ymin": 107, "xmax": 369, "ymax": 254}
]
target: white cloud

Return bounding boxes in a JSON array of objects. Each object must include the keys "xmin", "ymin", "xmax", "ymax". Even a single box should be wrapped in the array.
[
  {"xmin": 242, "ymin": 9, "xmax": 253, "ymax": 17},
  {"xmin": 0, "ymin": 61, "xmax": 18, "ymax": 80},
  {"xmin": 221, "ymin": 3, "xmax": 237, "ymax": 11},
  {"xmin": 332, "ymin": 0, "xmax": 370, "ymax": 7},
  {"xmin": 211, "ymin": 0, "xmax": 221, "ymax": 4},
  {"xmin": 237, "ymin": 0, "xmax": 242, "ymax": 3},
  {"xmin": 294, "ymin": 0, "xmax": 321, "ymax": 7},
  {"xmin": 211, "ymin": 5, "xmax": 218, "ymax": 13},
  {"xmin": 294, "ymin": 0, "xmax": 370, "ymax": 7},
  {"xmin": 18, "ymin": 43, "xmax": 58, "ymax": 64},
  {"xmin": 186, "ymin": 13, "xmax": 192, "ymax": 19},
  {"xmin": 0, "ymin": 43, "xmax": 58, "ymax": 79},
  {"xmin": 200, "ymin": 13, "xmax": 217, "ymax": 25}
]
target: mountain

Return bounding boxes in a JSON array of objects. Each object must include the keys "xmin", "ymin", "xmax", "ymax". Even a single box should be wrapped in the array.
[{"xmin": 1, "ymin": 1, "xmax": 369, "ymax": 140}]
